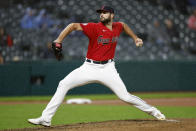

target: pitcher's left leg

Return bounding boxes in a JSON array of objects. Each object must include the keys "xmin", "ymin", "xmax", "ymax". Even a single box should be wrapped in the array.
[{"xmin": 100, "ymin": 63, "xmax": 165, "ymax": 120}]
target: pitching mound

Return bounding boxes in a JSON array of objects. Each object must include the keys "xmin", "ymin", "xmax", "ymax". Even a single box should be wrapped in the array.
[{"xmin": 5, "ymin": 119, "xmax": 196, "ymax": 131}]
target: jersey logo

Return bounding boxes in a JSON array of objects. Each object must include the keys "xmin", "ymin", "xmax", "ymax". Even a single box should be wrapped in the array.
[
  {"xmin": 98, "ymin": 35, "xmax": 110, "ymax": 45},
  {"xmin": 97, "ymin": 35, "xmax": 119, "ymax": 45},
  {"xmin": 102, "ymin": 29, "xmax": 107, "ymax": 32}
]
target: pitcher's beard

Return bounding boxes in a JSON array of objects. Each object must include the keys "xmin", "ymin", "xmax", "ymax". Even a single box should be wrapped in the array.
[{"xmin": 100, "ymin": 17, "xmax": 111, "ymax": 25}]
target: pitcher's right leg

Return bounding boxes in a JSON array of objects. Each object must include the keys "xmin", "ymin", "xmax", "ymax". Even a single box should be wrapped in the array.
[{"xmin": 28, "ymin": 63, "xmax": 95, "ymax": 126}]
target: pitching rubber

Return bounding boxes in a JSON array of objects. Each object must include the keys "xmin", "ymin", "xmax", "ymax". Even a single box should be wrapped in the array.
[{"xmin": 165, "ymin": 119, "xmax": 180, "ymax": 122}]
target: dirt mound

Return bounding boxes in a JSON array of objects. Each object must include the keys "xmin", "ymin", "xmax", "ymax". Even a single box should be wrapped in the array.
[{"xmin": 3, "ymin": 119, "xmax": 196, "ymax": 131}]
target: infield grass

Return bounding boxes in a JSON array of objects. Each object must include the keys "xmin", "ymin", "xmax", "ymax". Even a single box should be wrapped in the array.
[
  {"xmin": 0, "ymin": 92, "xmax": 196, "ymax": 130},
  {"xmin": 0, "ymin": 104, "xmax": 196, "ymax": 130}
]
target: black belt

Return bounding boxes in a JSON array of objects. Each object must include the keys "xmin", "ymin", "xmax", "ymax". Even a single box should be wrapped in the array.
[{"xmin": 86, "ymin": 59, "xmax": 114, "ymax": 64}]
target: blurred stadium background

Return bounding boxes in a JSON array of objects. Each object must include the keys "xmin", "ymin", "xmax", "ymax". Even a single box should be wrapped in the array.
[{"xmin": 0, "ymin": 0, "xmax": 196, "ymax": 96}]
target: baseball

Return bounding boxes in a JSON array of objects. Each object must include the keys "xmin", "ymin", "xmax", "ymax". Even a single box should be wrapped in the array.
[
  {"xmin": 135, "ymin": 38, "xmax": 143, "ymax": 47},
  {"xmin": 136, "ymin": 42, "xmax": 143, "ymax": 47}
]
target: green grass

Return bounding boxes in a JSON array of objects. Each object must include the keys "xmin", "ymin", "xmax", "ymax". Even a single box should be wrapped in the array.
[
  {"xmin": 0, "ymin": 104, "xmax": 196, "ymax": 130},
  {"xmin": 0, "ymin": 92, "xmax": 196, "ymax": 130},
  {"xmin": 0, "ymin": 92, "xmax": 196, "ymax": 101}
]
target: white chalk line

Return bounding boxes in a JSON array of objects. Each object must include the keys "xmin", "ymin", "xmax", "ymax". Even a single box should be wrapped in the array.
[{"xmin": 165, "ymin": 119, "xmax": 180, "ymax": 122}]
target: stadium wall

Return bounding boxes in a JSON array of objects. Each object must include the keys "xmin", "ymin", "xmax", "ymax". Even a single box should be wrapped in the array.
[{"xmin": 0, "ymin": 60, "xmax": 196, "ymax": 96}]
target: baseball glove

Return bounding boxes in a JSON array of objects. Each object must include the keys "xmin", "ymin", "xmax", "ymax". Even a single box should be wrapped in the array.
[{"xmin": 52, "ymin": 42, "xmax": 63, "ymax": 61}]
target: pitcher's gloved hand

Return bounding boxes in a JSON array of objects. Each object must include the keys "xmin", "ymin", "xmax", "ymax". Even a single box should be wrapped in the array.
[{"xmin": 52, "ymin": 42, "xmax": 63, "ymax": 61}]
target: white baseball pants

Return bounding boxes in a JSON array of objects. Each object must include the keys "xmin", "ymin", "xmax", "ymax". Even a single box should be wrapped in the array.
[{"xmin": 41, "ymin": 61, "xmax": 158, "ymax": 121}]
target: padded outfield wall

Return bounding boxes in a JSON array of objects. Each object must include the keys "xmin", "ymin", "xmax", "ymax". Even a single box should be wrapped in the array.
[{"xmin": 0, "ymin": 60, "xmax": 196, "ymax": 96}]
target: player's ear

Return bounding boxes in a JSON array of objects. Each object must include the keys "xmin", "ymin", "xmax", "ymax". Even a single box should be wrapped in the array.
[{"xmin": 111, "ymin": 13, "xmax": 114, "ymax": 19}]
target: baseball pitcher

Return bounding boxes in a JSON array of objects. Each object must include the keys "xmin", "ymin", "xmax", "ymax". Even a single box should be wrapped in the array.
[{"xmin": 28, "ymin": 6, "xmax": 165, "ymax": 127}]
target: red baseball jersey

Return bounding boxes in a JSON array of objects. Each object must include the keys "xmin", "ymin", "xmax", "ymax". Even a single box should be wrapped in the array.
[{"xmin": 80, "ymin": 22, "xmax": 123, "ymax": 61}]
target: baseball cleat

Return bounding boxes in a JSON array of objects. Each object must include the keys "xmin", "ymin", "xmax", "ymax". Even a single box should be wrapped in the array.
[
  {"xmin": 153, "ymin": 112, "xmax": 166, "ymax": 120},
  {"xmin": 152, "ymin": 110, "xmax": 166, "ymax": 120},
  {"xmin": 150, "ymin": 107, "xmax": 166, "ymax": 120},
  {"xmin": 28, "ymin": 117, "xmax": 51, "ymax": 127}
]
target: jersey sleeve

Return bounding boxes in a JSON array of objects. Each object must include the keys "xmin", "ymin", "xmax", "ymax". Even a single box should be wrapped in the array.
[{"xmin": 80, "ymin": 23, "xmax": 96, "ymax": 38}]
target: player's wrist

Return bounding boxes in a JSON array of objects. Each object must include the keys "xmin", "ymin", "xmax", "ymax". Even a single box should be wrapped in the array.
[
  {"xmin": 133, "ymin": 36, "xmax": 138, "ymax": 42},
  {"xmin": 53, "ymin": 42, "xmax": 62, "ymax": 44},
  {"xmin": 53, "ymin": 39, "xmax": 62, "ymax": 44}
]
